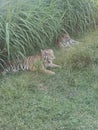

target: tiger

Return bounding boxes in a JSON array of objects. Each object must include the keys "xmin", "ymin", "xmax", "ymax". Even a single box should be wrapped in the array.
[
  {"xmin": 57, "ymin": 33, "xmax": 79, "ymax": 48},
  {"xmin": 1, "ymin": 49, "xmax": 60, "ymax": 75}
]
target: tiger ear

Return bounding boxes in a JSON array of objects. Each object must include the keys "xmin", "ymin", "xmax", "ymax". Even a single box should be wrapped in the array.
[
  {"xmin": 41, "ymin": 49, "xmax": 47, "ymax": 54},
  {"xmin": 41, "ymin": 49, "xmax": 45, "ymax": 55},
  {"xmin": 41, "ymin": 49, "xmax": 46, "ymax": 53},
  {"xmin": 41, "ymin": 49, "xmax": 43, "ymax": 54}
]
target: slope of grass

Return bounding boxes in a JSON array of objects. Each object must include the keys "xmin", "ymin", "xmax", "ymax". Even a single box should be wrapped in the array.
[{"xmin": 0, "ymin": 30, "xmax": 98, "ymax": 130}]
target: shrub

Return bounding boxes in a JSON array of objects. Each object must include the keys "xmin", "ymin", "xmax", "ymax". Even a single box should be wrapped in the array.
[{"xmin": 65, "ymin": 47, "xmax": 93, "ymax": 70}]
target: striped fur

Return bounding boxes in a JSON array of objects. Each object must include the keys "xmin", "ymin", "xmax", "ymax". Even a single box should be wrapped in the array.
[
  {"xmin": 2, "ymin": 49, "xmax": 60, "ymax": 75},
  {"xmin": 57, "ymin": 33, "xmax": 79, "ymax": 48}
]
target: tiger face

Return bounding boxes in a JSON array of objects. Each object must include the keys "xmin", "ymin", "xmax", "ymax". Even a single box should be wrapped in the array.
[
  {"xmin": 41, "ymin": 49, "xmax": 55, "ymax": 64},
  {"xmin": 40, "ymin": 49, "xmax": 60, "ymax": 69}
]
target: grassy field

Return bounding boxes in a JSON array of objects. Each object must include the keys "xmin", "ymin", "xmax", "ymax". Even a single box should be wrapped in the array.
[{"xmin": 0, "ymin": 30, "xmax": 98, "ymax": 130}]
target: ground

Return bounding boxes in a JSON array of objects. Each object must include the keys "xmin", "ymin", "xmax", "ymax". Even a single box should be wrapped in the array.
[{"xmin": 0, "ymin": 30, "xmax": 98, "ymax": 130}]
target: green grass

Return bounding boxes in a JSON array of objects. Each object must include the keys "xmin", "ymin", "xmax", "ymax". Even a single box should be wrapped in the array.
[
  {"xmin": 0, "ymin": 30, "xmax": 98, "ymax": 130},
  {"xmin": 0, "ymin": 0, "xmax": 98, "ymax": 68}
]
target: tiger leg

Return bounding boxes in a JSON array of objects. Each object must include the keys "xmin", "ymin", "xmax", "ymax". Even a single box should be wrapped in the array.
[
  {"xmin": 41, "ymin": 66, "xmax": 55, "ymax": 75},
  {"xmin": 29, "ymin": 64, "xmax": 55, "ymax": 74},
  {"xmin": 46, "ymin": 63, "xmax": 61, "ymax": 68},
  {"xmin": 51, "ymin": 63, "xmax": 61, "ymax": 68}
]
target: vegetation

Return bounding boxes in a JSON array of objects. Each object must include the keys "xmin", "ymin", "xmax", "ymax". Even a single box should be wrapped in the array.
[
  {"xmin": 0, "ymin": 1, "xmax": 98, "ymax": 129},
  {"xmin": 0, "ymin": 0, "xmax": 98, "ymax": 68},
  {"xmin": 0, "ymin": 29, "xmax": 98, "ymax": 130}
]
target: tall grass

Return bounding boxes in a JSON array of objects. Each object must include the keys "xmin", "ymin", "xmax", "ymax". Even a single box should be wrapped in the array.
[
  {"xmin": 0, "ymin": 0, "xmax": 98, "ymax": 69},
  {"xmin": 61, "ymin": 0, "xmax": 98, "ymax": 34}
]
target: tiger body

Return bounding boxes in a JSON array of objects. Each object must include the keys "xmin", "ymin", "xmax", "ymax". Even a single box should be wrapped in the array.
[
  {"xmin": 2, "ymin": 49, "xmax": 60, "ymax": 75},
  {"xmin": 57, "ymin": 33, "xmax": 78, "ymax": 48}
]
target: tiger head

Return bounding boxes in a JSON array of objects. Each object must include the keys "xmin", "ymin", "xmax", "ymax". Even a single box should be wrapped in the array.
[{"xmin": 41, "ymin": 49, "xmax": 55, "ymax": 64}]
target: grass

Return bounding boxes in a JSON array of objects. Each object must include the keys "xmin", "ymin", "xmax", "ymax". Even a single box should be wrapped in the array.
[
  {"xmin": 0, "ymin": 30, "xmax": 98, "ymax": 130},
  {"xmin": 0, "ymin": 0, "xmax": 98, "ymax": 68}
]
